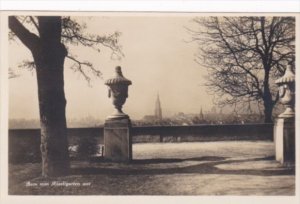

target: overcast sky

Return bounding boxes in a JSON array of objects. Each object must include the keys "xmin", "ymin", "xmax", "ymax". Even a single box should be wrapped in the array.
[{"xmin": 9, "ymin": 14, "xmax": 214, "ymax": 121}]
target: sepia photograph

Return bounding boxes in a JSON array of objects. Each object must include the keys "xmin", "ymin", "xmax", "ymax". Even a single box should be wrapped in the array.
[
  {"xmin": 5, "ymin": 12, "xmax": 297, "ymax": 196},
  {"xmin": 0, "ymin": 0, "xmax": 299, "ymax": 202}
]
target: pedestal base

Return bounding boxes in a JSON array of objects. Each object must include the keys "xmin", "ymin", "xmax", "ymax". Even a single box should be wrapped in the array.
[
  {"xmin": 274, "ymin": 117, "xmax": 295, "ymax": 166},
  {"xmin": 104, "ymin": 118, "xmax": 132, "ymax": 162}
]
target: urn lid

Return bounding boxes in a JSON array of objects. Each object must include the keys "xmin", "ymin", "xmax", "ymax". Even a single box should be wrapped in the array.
[
  {"xmin": 105, "ymin": 66, "xmax": 132, "ymax": 86},
  {"xmin": 275, "ymin": 64, "xmax": 295, "ymax": 85}
]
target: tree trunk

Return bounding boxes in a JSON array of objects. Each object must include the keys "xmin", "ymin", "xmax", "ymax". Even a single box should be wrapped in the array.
[
  {"xmin": 263, "ymin": 68, "xmax": 274, "ymax": 123},
  {"xmin": 9, "ymin": 16, "xmax": 70, "ymax": 177},
  {"xmin": 33, "ymin": 17, "xmax": 70, "ymax": 177},
  {"xmin": 263, "ymin": 99, "xmax": 273, "ymax": 123}
]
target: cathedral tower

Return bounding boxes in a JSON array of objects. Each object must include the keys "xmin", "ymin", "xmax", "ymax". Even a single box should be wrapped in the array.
[
  {"xmin": 199, "ymin": 107, "xmax": 204, "ymax": 120},
  {"xmin": 155, "ymin": 94, "xmax": 162, "ymax": 120}
]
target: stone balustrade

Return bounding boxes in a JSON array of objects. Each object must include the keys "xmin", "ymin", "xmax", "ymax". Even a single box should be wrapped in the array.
[{"xmin": 9, "ymin": 123, "xmax": 273, "ymax": 163}]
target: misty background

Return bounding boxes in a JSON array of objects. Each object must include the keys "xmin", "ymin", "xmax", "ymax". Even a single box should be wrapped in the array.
[{"xmin": 9, "ymin": 15, "xmax": 216, "ymax": 125}]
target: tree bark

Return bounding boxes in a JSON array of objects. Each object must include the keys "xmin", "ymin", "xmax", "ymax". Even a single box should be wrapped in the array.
[
  {"xmin": 263, "ymin": 101, "xmax": 273, "ymax": 123},
  {"xmin": 262, "ymin": 68, "xmax": 274, "ymax": 123},
  {"xmin": 10, "ymin": 16, "xmax": 70, "ymax": 177},
  {"xmin": 32, "ymin": 17, "xmax": 70, "ymax": 177},
  {"xmin": 33, "ymin": 17, "xmax": 70, "ymax": 177}
]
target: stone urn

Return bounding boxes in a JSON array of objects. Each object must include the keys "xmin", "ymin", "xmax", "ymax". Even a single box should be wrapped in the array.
[
  {"xmin": 275, "ymin": 62, "xmax": 295, "ymax": 118},
  {"xmin": 105, "ymin": 66, "xmax": 132, "ymax": 120}
]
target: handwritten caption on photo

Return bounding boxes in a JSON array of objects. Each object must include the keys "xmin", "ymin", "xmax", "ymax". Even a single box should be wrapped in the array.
[{"xmin": 25, "ymin": 181, "xmax": 92, "ymax": 187}]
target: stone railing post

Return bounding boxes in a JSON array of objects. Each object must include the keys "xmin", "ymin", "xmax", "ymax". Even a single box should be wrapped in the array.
[
  {"xmin": 274, "ymin": 61, "xmax": 295, "ymax": 166},
  {"xmin": 104, "ymin": 66, "xmax": 132, "ymax": 162}
]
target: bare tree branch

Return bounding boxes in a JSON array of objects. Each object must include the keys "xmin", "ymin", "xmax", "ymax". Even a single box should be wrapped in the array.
[
  {"xmin": 9, "ymin": 16, "xmax": 40, "ymax": 51},
  {"xmin": 29, "ymin": 16, "xmax": 40, "ymax": 34},
  {"xmin": 8, "ymin": 68, "xmax": 19, "ymax": 79},
  {"xmin": 188, "ymin": 16, "xmax": 295, "ymax": 122},
  {"xmin": 66, "ymin": 55, "xmax": 102, "ymax": 84},
  {"xmin": 18, "ymin": 60, "xmax": 36, "ymax": 71},
  {"xmin": 61, "ymin": 17, "xmax": 124, "ymax": 60},
  {"xmin": 9, "ymin": 16, "xmax": 123, "ymax": 83}
]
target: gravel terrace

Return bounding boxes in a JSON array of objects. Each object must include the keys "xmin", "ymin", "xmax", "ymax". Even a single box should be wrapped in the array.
[{"xmin": 9, "ymin": 141, "xmax": 295, "ymax": 195}]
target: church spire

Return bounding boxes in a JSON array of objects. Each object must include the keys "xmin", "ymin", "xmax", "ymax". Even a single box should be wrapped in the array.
[
  {"xmin": 199, "ymin": 107, "xmax": 204, "ymax": 120},
  {"xmin": 155, "ymin": 93, "xmax": 162, "ymax": 120}
]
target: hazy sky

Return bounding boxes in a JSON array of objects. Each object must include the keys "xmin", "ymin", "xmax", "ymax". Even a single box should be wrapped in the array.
[{"xmin": 9, "ymin": 14, "xmax": 213, "ymax": 121}]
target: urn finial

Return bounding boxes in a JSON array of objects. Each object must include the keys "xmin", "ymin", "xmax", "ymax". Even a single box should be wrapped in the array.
[
  {"xmin": 275, "ymin": 62, "xmax": 295, "ymax": 118},
  {"xmin": 105, "ymin": 66, "xmax": 132, "ymax": 120}
]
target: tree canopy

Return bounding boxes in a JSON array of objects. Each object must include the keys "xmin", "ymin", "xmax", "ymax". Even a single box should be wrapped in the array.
[
  {"xmin": 9, "ymin": 16, "xmax": 123, "ymax": 82},
  {"xmin": 188, "ymin": 16, "xmax": 295, "ymax": 122}
]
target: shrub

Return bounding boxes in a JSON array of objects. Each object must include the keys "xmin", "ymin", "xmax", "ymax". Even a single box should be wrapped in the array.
[{"xmin": 76, "ymin": 137, "xmax": 99, "ymax": 159}]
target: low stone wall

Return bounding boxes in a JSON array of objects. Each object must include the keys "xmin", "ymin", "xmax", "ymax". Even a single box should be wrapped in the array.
[
  {"xmin": 132, "ymin": 124, "xmax": 274, "ymax": 142},
  {"xmin": 9, "ymin": 124, "xmax": 273, "ymax": 163},
  {"xmin": 9, "ymin": 128, "xmax": 103, "ymax": 163}
]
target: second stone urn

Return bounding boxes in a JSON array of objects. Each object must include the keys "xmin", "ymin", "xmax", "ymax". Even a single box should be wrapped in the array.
[
  {"xmin": 273, "ymin": 61, "xmax": 295, "ymax": 166},
  {"xmin": 105, "ymin": 66, "xmax": 132, "ymax": 120},
  {"xmin": 275, "ymin": 62, "xmax": 295, "ymax": 118}
]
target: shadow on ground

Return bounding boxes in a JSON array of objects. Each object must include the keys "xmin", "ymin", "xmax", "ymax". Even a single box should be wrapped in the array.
[{"xmin": 71, "ymin": 155, "xmax": 295, "ymax": 177}]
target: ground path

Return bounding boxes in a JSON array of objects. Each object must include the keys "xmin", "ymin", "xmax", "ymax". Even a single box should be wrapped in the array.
[{"xmin": 9, "ymin": 141, "xmax": 295, "ymax": 195}]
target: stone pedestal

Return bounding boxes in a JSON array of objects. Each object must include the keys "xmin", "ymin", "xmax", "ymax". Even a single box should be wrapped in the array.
[
  {"xmin": 274, "ymin": 117, "xmax": 295, "ymax": 166},
  {"xmin": 104, "ymin": 118, "xmax": 132, "ymax": 162}
]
